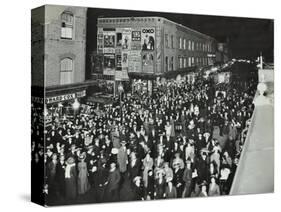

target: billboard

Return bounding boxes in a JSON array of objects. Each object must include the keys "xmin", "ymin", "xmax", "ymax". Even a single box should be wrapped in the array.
[
  {"xmin": 128, "ymin": 50, "xmax": 142, "ymax": 73},
  {"xmin": 142, "ymin": 51, "xmax": 154, "ymax": 73},
  {"xmin": 141, "ymin": 28, "xmax": 155, "ymax": 50}
]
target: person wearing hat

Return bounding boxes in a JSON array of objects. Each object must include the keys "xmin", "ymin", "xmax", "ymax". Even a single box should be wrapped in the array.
[
  {"xmin": 105, "ymin": 161, "xmax": 121, "ymax": 202},
  {"xmin": 77, "ymin": 152, "xmax": 90, "ymax": 195},
  {"xmin": 198, "ymin": 181, "xmax": 208, "ymax": 197},
  {"xmin": 132, "ymin": 176, "xmax": 145, "ymax": 201},
  {"xmin": 172, "ymin": 159, "xmax": 184, "ymax": 198},
  {"xmin": 154, "ymin": 169, "xmax": 166, "ymax": 199},
  {"xmin": 117, "ymin": 140, "xmax": 128, "ymax": 184},
  {"xmin": 65, "ymin": 156, "xmax": 77, "ymax": 201},
  {"xmin": 182, "ymin": 160, "xmax": 193, "ymax": 198}
]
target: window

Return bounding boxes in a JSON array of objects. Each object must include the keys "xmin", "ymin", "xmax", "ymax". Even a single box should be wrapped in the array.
[
  {"xmin": 171, "ymin": 35, "xmax": 174, "ymax": 48},
  {"xmin": 183, "ymin": 39, "xmax": 186, "ymax": 50},
  {"xmin": 179, "ymin": 57, "xmax": 183, "ymax": 68},
  {"xmin": 165, "ymin": 34, "xmax": 169, "ymax": 48},
  {"xmin": 188, "ymin": 40, "xmax": 191, "ymax": 50},
  {"xmin": 165, "ymin": 56, "xmax": 169, "ymax": 72},
  {"xmin": 60, "ymin": 58, "xmax": 73, "ymax": 85},
  {"xmin": 171, "ymin": 57, "xmax": 174, "ymax": 70},
  {"xmin": 188, "ymin": 57, "xmax": 191, "ymax": 67},
  {"xmin": 191, "ymin": 41, "xmax": 194, "ymax": 51},
  {"xmin": 179, "ymin": 37, "xmax": 182, "ymax": 49},
  {"xmin": 191, "ymin": 57, "xmax": 194, "ymax": 66},
  {"xmin": 183, "ymin": 57, "xmax": 187, "ymax": 68},
  {"xmin": 61, "ymin": 12, "xmax": 73, "ymax": 39}
]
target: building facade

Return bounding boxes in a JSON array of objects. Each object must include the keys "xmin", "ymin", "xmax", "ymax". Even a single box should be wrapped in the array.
[
  {"xmin": 32, "ymin": 5, "xmax": 88, "ymax": 106},
  {"xmin": 96, "ymin": 17, "xmax": 217, "ymax": 94}
]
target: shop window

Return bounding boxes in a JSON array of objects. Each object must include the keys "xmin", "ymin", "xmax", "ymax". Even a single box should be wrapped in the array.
[
  {"xmin": 61, "ymin": 12, "xmax": 73, "ymax": 39},
  {"xmin": 60, "ymin": 58, "xmax": 73, "ymax": 85}
]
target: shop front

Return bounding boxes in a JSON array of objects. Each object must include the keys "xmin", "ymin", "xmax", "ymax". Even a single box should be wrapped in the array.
[{"xmin": 45, "ymin": 85, "xmax": 87, "ymax": 122}]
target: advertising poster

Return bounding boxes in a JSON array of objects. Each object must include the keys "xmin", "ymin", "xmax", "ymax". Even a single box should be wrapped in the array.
[
  {"xmin": 103, "ymin": 54, "xmax": 115, "ymax": 75},
  {"xmin": 128, "ymin": 50, "xmax": 142, "ymax": 73},
  {"xmin": 142, "ymin": 51, "xmax": 154, "ymax": 73},
  {"xmin": 131, "ymin": 29, "xmax": 142, "ymax": 50},
  {"xmin": 116, "ymin": 54, "xmax": 122, "ymax": 70},
  {"xmin": 97, "ymin": 31, "xmax": 103, "ymax": 52},
  {"xmin": 122, "ymin": 51, "xmax": 128, "ymax": 70},
  {"xmin": 141, "ymin": 28, "xmax": 155, "ymax": 50},
  {"xmin": 121, "ymin": 28, "xmax": 131, "ymax": 50},
  {"xmin": 103, "ymin": 32, "xmax": 115, "ymax": 48},
  {"xmin": 116, "ymin": 32, "xmax": 122, "ymax": 47}
]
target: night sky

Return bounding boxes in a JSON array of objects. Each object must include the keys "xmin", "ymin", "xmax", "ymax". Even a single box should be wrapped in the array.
[{"xmin": 85, "ymin": 7, "xmax": 274, "ymax": 74}]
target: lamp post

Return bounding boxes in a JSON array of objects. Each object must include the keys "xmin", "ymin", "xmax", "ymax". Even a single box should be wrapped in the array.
[
  {"xmin": 72, "ymin": 98, "xmax": 80, "ymax": 117},
  {"xmin": 117, "ymin": 83, "xmax": 124, "ymax": 124}
]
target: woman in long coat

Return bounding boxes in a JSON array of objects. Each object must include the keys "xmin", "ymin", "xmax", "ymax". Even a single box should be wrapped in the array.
[
  {"xmin": 77, "ymin": 153, "xmax": 90, "ymax": 195},
  {"xmin": 65, "ymin": 157, "xmax": 77, "ymax": 200}
]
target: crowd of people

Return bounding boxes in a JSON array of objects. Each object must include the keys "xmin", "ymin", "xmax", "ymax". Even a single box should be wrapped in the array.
[{"xmin": 31, "ymin": 69, "xmax": 257, "ymax": 205}]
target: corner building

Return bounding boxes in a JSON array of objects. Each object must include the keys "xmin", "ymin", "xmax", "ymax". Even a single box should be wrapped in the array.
[{"xmin": 97, "ymin": 17, "xmax": 217, "ymax": 94}]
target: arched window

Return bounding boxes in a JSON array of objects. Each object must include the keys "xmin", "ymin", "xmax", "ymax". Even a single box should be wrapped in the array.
[
  {"xmin": 60, "ymin": 58, "xmax": 73, "ymax": 85},
  {"xmin": 61, "ymin": 12, "xmax": 73, "ymax": 39}
]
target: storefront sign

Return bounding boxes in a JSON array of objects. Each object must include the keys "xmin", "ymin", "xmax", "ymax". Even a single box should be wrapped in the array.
[
  {"xmin": 31, "ymin": 96, "xmax": 44, "ymax": 104},
  {"xmin": 115, "ymin": 70, "xmax": 129, "ymax": 81},
  {"xmin": 128, "ymin": 50, "xmax": 142, "ymax": 72},
  {"xmin": 46, "ymin": 90, "xmax": 86, "ymax": 104},
  {"xmin": 141, "ymin": 28, "xmax": 155, "ymax": 50}
]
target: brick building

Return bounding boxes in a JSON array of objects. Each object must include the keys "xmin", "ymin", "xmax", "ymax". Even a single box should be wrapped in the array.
[
  {"xmin": 31, "ymin": 5, "xmax": 88, "ymax": 106},
  {"xmin": 96, "ymin": 17, "xmax": 217, "ymax": 94}
]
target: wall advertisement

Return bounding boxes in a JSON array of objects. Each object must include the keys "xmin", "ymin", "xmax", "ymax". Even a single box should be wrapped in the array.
[
  {"xmin": 141, "ymin": 28, "xmax": 155, "ymax": 51},
  {"xmin": 128, "ymin": 50, "xmax": 142, "ymax": 73},
  {"xmin": 103, "ymin": 54, "xmax": 115, "ymax": 75}
]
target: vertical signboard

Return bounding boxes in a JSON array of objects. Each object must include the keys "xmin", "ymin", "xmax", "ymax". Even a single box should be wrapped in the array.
[
  {"xmin": 131, "ymin": 29, "xmax": 142, "ymax": 50},
  {"xmin": 97, "ymin": 28, "xmax": 103, "ymax": 54}
]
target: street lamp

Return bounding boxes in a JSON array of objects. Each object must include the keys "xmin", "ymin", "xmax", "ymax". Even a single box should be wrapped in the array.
[
  {"xmin": 72, "ymin": 98, "xmax": 80, "ymax": 117},
  {"xmin": 117, "ymin": 83, "xmax": 124, "ymax": 124}
]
